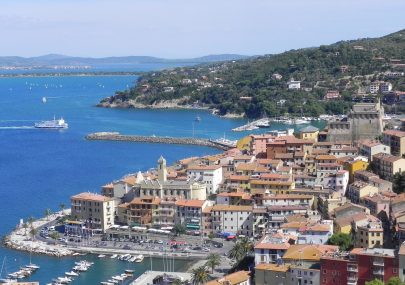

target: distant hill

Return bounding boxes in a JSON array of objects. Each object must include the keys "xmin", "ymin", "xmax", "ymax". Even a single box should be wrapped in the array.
[
  {"xmin": 100, "ymin": 29, "xmax": 405, "ymax": 118},
  {"xmin": 0, "ymin": 54, "xmax": 249, "ymax": 67}
]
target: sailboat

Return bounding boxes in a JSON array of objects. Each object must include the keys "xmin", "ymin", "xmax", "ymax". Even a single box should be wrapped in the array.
[
  {"xmin": 42, "ymin": 97, "xmax": 47, "ymax": 103},
  {"xmin": 0, "ymin": 257, "xmax": 17, "ymax": 284}
]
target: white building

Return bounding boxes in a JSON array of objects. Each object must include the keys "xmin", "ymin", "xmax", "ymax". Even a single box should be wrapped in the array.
[
  {"xmin": 254, "ymin": 233, "xmax": 295, "ymax": 265},
  {"xmin": 380, "ymin": 82, "xmax": 393, "ymax": 93},
  {"xmin": 187, "ymin": 164, "xmax": 223, "ymax": 194},
  {"xmin": 211, "ymin": 205, "xmax": 253, "ymax": 236},
  {"xmin": 288, "ymin": 80, "xmax": 301, "ymax": 90},
  {"xmin": 322, "ymin": 170, "xmax": 349, "ymax": 195},
  {"xmin": 296, "ymin": 220, "xmax": 333, "ymax": 245}
]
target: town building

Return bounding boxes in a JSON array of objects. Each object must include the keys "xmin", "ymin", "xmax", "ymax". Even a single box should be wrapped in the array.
[
  {"xmin": 383, "ymin": 130, "xmax": 405, "ymax": 157},
  {"xmin": 372, "ymin": 153, "xmax": 405, "ymax": 180},
  {"xmin": 358, "ymin": 140, "xmax": 391, "ymax": 161},
  {"xmin": 298, "ymin": 126, "xmax": 319, "ymax": 142},
  {"xmin": 175, "ymin": 199, "xmax": 209, "ymax": 233},
  {"xmin": 70, "ymin": 192, "xmax": 115, "ymax": 232},
  {"xmin": 211, "ymin": 205, "xmax": 253, "ymax": 236},
  {"xmin": 187, "ymin": 164, "xmax": 223, "ymax": 194},
  {"xmin": 205, "ymin": 271, "xmax": 251, "ymax": 285}
]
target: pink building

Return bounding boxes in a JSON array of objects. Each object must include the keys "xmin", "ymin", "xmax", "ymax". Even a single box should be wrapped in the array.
[{"xmin": 249, "ymin": 134, "xmax": 275, "ymax": 158}]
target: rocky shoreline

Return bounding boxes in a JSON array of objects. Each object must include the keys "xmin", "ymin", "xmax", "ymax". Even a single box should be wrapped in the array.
[
  {"xmin": 97, "ymin": 100, "xmax": 245, "ymax": 119},
  {"xmin": 4, "ymin": 210, "xmax": 75, "ymax": 257}
]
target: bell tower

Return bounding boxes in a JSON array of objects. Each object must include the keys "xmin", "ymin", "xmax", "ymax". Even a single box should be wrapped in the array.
[{"xmin": 157, "ymin": 155, "xmax": 167, "ymax": 182}]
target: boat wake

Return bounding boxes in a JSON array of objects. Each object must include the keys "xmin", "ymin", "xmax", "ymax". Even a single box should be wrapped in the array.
[{"xmin": 0, "ymin": 126, "xmax": 35, "ymax": 130}]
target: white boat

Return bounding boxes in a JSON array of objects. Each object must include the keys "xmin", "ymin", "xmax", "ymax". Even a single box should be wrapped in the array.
[
  {"xmin": 56, "ymin": 276, "xmax": 72, "ymax": 284},
  {"xmin": 294, "ymin": 119, "xmax": 310, "ymax": 125},
  {"xmin": 65, "ymin": 271, "xmax": 79, "ymax": 277},
  {"xmin": 112, "ymin": 275, "xmax": 125, "ymax": 281},
  {"xmin": 35, "ymin": 117, "xmax": 68, "ymax": 129},
  {"xmin": 129, "ymin": 256, "xmax": 137, "ymax": 262},
  {"xmin": 135, "ymin": 254, "xmax": 144, "ymax": 262},
  {"xmin": 110, "ymin": 254, "xmax": 118, "ymax": 259},
  {"xmin": 98, "ymin": 254, "xmax": 106, "ymax": 258},
  {"xmin": 108, "ymin": 280, "xmax": 118, "ymax": 284},
  {"xmin": 42, "ymin": 97, "xmax": 47, "ymax": 103},
  {"xmin": 73, "ymin": 265, "xmax": 88, "ymax": 272},
  {"xmin": 25, "ymin": 264, "xmax": 40, "ymax": 270}
]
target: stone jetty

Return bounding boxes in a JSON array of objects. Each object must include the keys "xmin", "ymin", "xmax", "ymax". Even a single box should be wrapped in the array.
[{"xmin": 85, "ymin": 132, "xmax": 232, "ymax": 150}]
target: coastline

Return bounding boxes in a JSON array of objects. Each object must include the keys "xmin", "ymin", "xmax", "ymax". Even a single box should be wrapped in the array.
[
  {"xmin": 97, "ymin": 100, "xmax": 246, "ymax": 119},
  {"xmin": 4, "ymin": 211, "xmax": 206, "ymax": 261}
]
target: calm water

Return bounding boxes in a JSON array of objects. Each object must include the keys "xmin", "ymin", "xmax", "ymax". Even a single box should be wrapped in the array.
[{"xmin": 0, "ymin": 67, "xmax": 324, "ymax": 284}]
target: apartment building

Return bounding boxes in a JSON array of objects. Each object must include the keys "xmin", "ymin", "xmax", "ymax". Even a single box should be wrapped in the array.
[{"xmin": 70, "ymin": 192, "xmax": 115, "ymax": 232}]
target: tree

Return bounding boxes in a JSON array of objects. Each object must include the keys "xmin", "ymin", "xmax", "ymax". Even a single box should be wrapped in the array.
[
  {"xmin": 22, "ymin": 222, "xmax": 28, "ymax": 236},
  {"xmin": 29, "ymin": 226, "xmax": 38, "ymax": 241},
  {"xmin": 28, "ymin": 216, "xmax": 35, "ymax": 226},
  {"xmin": 44, "ymin": 208, "xmax": 52, "ymax": 221},
  {"xmin": 59, "ymin": 203, "xmax": 66, "ymax": 214},
  {"xmin": 208, "ymin": 233, "xmax": 215, "ymax": 240},
  {"xmin": 49, "ymin": 231, "xmax": 60, "ymax": 240},
  {"xmin": 172, "ymin": 224, "xmax": 186, "ymax": 237},
  {"xmin": 328, "ymin": 233, "xmax": 353, "ymax": 251},
  {"xmin": 205, "ymin": 253, "xmax": 221, "ymax": 273},
  {"xmin": 365, "ymin": 279, "xmax": 384, "ymax": 285},
  {"xmin": 228, "ymin": 237, "xmax": 253, "ymax": 262},
  {"xmin": 393, "ymin": 172, "xmax": 405, "ymax": 194},
  {"xmin": 191, "ymin": 266, "xmax": 209, "ymax": 285},
  {"xmin": 387, "ymin": 277, "xmax": 404, "ymax": 285}
]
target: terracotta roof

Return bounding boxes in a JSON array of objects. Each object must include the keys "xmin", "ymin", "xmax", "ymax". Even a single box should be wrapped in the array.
[
  {"xmin": 129, "ymin": 196, "xmax": 161, "ymax": 205},
  {"xmin": 217, "ymin": 192, "xmax": 251, "ymax": 199},
  {"xmin": 211, "ymin": 205, "xmax": 253, "ymax": 212},
  {"xmin": 187, "ymin": 164, "xmax": 222, "ymax": 171},
  {"xmin": 205, "ymin": 271, "xmax": 251, "ymax": 285},
  {"xmin": 359, "ymin": 140, "xmax": 385, "ymax": 148},
  {"xmin": 102, "ymin": 183, "xmax": 113, "ymax": 189},
  {"xmin": 275, "ymin": 153, "xmax": 294, "ymax": 159},
  {"xmin": 335, "ymin": 212, "xmax": 368, "ymax": 227},
  {"xmin": 283, "ymin": 245, "xmax": 338, "ymax": 261},
  {"xmin": 383, "ymin": 130, "xmax": 405, "ymax": 138},
  {"xmin": 262, "ymin": 194, "xmax": 312, "ymax": 200},
  {"xmin": 227, "ymin": 175, "xmax": 250, "ymax": 181},
  {"xmin": 71, "ymin": 192, "xmax": 113, "ymax": 202},
  {"xmin": 175, "ymin": 199, "xmax": 206, "ymax": 208},
  {"xmin": 255, "ymin": 263, "xmax": 290, "ymax": 272},
  {"xmin": 315, "ymin": 155, "xmax": 337, "ymax": 160},
  {"xmin": 250, "ymin": 179, "xmax": 293, "ymax": 186},
  {"xmin": 373, "ymin": 153, "xmax": 402, "ymax": 163},
  {"xmin": 122, "ymin": 175, "xmax": 137, "ymax": 185}
]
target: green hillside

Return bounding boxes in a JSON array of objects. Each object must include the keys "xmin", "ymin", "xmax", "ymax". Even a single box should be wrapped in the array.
[{"xmin": 101, "ymin": 30, "xmax": 405, "ymax": 118}]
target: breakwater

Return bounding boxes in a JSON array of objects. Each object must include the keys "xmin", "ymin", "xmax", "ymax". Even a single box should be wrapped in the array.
[{"xmin": 85, "ymin": 132, "xmax": 232, "ymax": 150}]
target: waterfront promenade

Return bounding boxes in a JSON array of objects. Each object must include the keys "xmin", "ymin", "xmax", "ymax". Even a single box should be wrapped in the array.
[{"xmin": 85, "ymin": 132, "xmax": 232, "ymax": 150}]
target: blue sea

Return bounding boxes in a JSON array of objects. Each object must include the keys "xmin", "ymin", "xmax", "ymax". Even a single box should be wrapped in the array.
[{"xmin": 0, "ymin": 65, "xmax": 324, "ymax": 283}]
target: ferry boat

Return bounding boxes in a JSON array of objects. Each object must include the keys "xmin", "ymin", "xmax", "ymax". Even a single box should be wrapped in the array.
[{"xmin": 35, "ymin": 117, "xmax": 68, "ymax": 129}]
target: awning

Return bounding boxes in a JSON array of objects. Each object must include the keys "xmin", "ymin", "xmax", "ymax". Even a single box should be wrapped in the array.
[{"xmin": 186, "ymin": 224, "xmax": 200, "ymax": 229}]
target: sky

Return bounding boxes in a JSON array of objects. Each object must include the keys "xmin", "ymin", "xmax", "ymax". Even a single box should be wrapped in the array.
[{"xmin": 0, "ymin": 0, "xmax": 404, "ymax": 58}]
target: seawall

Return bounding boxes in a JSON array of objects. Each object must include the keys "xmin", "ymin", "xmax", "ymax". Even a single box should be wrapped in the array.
[{"xmin": 85, "ymin": 132, "xmax": 231, "ymax": 150}]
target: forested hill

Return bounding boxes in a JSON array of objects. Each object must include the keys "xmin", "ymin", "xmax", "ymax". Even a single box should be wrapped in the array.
[{"xmin": 100, "ymin": 30, "xmax": 405, "ymax": 118}]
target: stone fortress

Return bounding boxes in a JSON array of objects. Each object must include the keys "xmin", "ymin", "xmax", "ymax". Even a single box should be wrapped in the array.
[{"xmin": 327, "ymin": 99, "xmax": 384, "ymax": 143}]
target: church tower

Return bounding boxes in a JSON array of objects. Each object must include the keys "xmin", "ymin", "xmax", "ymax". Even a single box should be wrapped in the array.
[{"xmin": 157, "ymin": 155, "xmax": 167, "ymax": 182}]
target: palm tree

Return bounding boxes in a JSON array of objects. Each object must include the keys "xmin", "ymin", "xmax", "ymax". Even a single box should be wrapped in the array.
[
  {"xmin": 228, "ymin": 237, "xmax": 253, "ymax": 262},
  {"xmin": 205, "ymin": 253, "xmax": 221, "ymax": 273},
  {"xmin": 28, "ymin": 216, "xmax": 35, "ymax": 226},
  {"xmin": 59, "ymin": 203, "xmax": 66, "ymax": 214},
  {"xmin": 22, "ymin": 222, "xmax": 28, "ymax": 236},
  {"xmin": 29, "ymin": 226, "xmax": 38, "ymax": 241},
  {"xmin": 191, "ymin": 266, "xmax": 209, "ymax": 285},
  {"xmin": 44, "ymin": 208, "xmax": 52, "ymax": 221},
  {"xmin": 171, "ymin": 279, "xmax": 183, "ymax": 285}
]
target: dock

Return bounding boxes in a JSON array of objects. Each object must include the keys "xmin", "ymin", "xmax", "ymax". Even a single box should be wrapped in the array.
[
  {"xmin": 232, "ymin": 118, "xmax": 269, "ymax": 132},
  {"xmin": 85, "ymin": 132, "xmax": 232, "ymax": 150}
]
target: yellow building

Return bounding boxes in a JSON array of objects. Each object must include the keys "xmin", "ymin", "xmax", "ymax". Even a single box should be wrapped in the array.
[
  {"xmin": 342, "ymin": 156, "xmax": 369, "ymax": 183},
  {"xmin": 298, "ymin": 126, "xmax": 319, "ymax": 142}
]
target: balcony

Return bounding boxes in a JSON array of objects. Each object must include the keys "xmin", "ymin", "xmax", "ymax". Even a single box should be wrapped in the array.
[
  {"xmin": 347, "ymin": 281, "xmax": 357, "ymax": 285},
  {"xmin": 347, "ymin": 276, "xmax": 358, "ymax": 282},
  {"xmin": 373, "ymin": 270, "xmax": 384, "ymax": 276},
  {"xmin": 373, "ymin": 259, "xmax": 384, "ymax": 266},
  {"xmin": 347, "ymin": 266, "xmax": 358, "ymax": 272}
]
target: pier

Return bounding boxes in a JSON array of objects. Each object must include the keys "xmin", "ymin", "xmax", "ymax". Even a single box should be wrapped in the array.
[{"xmin": 85, "ymin": 132, "xmax": 232, "ymax": 150}]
